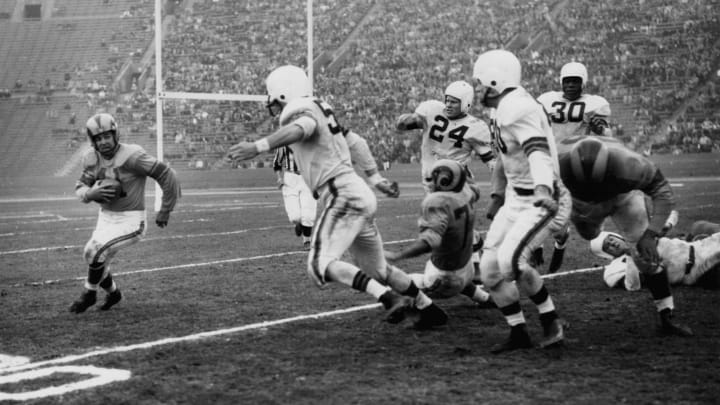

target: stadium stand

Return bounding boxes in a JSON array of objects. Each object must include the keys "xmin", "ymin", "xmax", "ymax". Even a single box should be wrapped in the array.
[{"xmin": 0, "ymin": 0, "xmax": 718, "ymax": 178}]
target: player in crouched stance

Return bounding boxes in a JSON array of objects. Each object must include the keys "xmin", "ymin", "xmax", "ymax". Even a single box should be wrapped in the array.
[
  {"xmin": 384, "ymin": 159, "xmax": 496, "ymax": 328},
  {"xmin": 472, "ymin": 50, "xmax": 571, "ymax": 353},
  {"xmin": 227, "ymin": 65, "xmax": 447, "ymax": 328},
  {"xmin": 70, "ymin": 113, "xmax": 181, "ymax": 313}
]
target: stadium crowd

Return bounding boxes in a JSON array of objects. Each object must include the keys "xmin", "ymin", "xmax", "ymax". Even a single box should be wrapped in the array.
[{"xmin": 1, "ymin": 0, "xmax": 718, "ymax": 171}]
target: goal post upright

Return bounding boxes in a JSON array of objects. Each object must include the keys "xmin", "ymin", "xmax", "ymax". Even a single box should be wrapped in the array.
[{"xmin": 152, "ymin": 0, "xmax": 314, "ymax": 211}]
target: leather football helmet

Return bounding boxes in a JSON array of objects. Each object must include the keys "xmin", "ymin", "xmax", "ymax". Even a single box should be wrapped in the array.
[{"xmin": 86, "ymin": 113, "xmax": 119, "ymax": 157}]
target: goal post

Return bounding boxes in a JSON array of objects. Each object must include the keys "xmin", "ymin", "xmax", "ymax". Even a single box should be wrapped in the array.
[{"xmin": 151, "ymin": 0, "xmax": 314, "ymax": 211}]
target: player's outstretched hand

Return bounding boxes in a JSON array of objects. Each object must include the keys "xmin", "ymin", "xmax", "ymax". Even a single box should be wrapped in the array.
[
  {"xmin": 227, "ymin": 142, "xmax": 258, "ymax": 161},
  {"xmin": 376, "ymin": 179, "xmax": 400, "ymax": 198},
  {"xmin": 156, "ymin": 211, "xmax": 170, "ymax": 228}
]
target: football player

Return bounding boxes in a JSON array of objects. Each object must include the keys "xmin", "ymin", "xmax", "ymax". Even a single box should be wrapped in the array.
[
  {"xmin": 559, "ymin": 136, "xmax": 692, "ymax": 336},
  {"xmin": 395, "ymin": 80, "xmax": 495, "ymax": 193},
  {"xmin": 227, "ymin": 65, "xmax": 447, "ymax": 328},
  {"xmin": 472, "ymin": 49, "xmax": 571, "ymax": 353},
  {"xmin": 384, "ymin": 159, "xmax": 496, "ymax": 328},
  {"xmin": 600, "ymin": 221, "xmax": 720, "ymax": 291},
  {"xmin": 395, "ymin": 80, "xmax": 497, "ymax": 280},
  {"xmin": 538, "ymin": 62, "xmax": 612, "ymax": 272},
  {"xmin": 537, "ymin": 61, "xmax": 612, "ymax": 141},
  {"xmin": 273, "ymin": 145, "xmax": 316, "ymax": 249},
  {"xmin": 70, "ymin": 113, "xmax": 181, "ymax": 313}
]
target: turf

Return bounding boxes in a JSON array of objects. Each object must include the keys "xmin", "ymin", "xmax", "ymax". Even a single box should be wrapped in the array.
[{"xmin": 1, "ymin": 155, "xmax": 719, "ymax": 404}]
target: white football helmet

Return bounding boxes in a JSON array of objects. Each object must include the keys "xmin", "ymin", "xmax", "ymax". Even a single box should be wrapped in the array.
[
  {"xmin": 265, "ymin": 65, "xmax": 311, "ymax": 115},
  {"xmin": 560, "ymin": 62, "xmax": 588, "ymax": 85},
  {"xmin": 472, "ymin": 49, "xmax": 521, "ymax": 94},
  {"xmin": 430, "ymin": 159, "xmax": 467, "ymax": 192},
  {"xmin": 444, "ymin": 81, "xmax": 474, "ymax": 114}
]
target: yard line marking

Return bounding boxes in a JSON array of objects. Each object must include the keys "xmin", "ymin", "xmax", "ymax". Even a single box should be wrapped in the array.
[
  {"xmin": 0, "ymin": 265, "xmax": 601, "ymax": 376},
  {"xmin": 0, "ymin": 225, "xmax": 288, "ymax": 256},
  {"xmin": 9, "ymin": 239, "xmax": 417, "ymax": 287},
  {"xmin": 0, "ymin": 366, "xmax": 131, "ymax": 401},
  {"xmin": 0, "ymin": 304, "xmax": 381, "ymax": 375}
]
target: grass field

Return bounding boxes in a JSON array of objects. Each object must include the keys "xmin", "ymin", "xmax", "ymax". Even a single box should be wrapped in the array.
[{"xmin": 1, "ymin": 155, "xmax": 719, "ymax": 404}]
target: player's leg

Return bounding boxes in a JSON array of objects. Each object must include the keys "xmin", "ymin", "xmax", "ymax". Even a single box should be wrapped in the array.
[
  {"xmin": 613, "ymin": 192, "xmax": 692, "ymax": 336},
  {"xmin": 479, "ymin": 204, "xmax": 533, "ymax": 352},
  {"xmin": 352, "ymin": 220, "xmax": 447, "ymax": 329},
  {"xmin": 281, "ymin": 173, "xmax": 305, "ymax": 241},
  {"xmin": 307, "ymin": 177, "xmax": 413, "ymax": 321},
  {"xmin": 297, "ymin": 175, "xmax": 317, "ymax": 248},
  {"xmin": 71, "ymin": 211, "xmax": 144, "ymax": 313},
  {"xmin": 500, "ymin": 202, "xmax": 565, "ymax": 349}
]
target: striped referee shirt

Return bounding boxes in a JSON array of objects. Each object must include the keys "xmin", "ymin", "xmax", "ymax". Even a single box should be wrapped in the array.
[{"xmin": 272, "ymin": 146, "xmax": 300, "ymax": 174}]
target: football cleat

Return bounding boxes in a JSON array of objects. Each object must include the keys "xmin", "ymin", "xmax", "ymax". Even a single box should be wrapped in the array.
[
  {"xmin": 491, "ymin": 324, "xmax": 534, "ymax": 354},
  {"xmin": 657, "ymin": 309, "xmax": 693, "ymax": 337},
  {"xmin": 413, "ymin": 303, "xmax": 448, "ymax": 330},
  {"xmin": 538, "ymin": 318, "xmax": 566, "ymax": 349},
  {"xmin": 99, "ymin": 289, "xmax": 122, "ymax": 311},
  {"xmin": 379, "ymin": 290, "xmax": 413, "ymax": 324},
  {"xmin": 69, "ymin": 290, "xmax": 97, "ymax": 314}
]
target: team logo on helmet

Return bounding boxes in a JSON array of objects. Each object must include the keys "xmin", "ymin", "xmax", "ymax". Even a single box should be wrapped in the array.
[
  {"xmin": 430, "ymin": 159, "xmax": 467, "ymax": 192},
  {"xmin": 444, "ymin": 81, "xmax": 474, "ymax": 115}
]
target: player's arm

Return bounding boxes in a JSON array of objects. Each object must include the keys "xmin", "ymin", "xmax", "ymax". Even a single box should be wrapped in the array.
[
  {"xmin": 346, "ymin": 130, "xmax": 399, "ymax": 198},
  {"xmin": 639, "ymin": 166, "xmax": 675, "ymax": 236},
  {"xmin": 385, "ymin": 199, "xmax": 447, "ymax": 261},
  {"xmin": 487, "ymin": 156, "xmax": 506, "ymax": 220},
  {"xmin": 588, "ymin": 114, "xmax": 611, "ymax": 136},
  {"xmin": 272, "ymin": 147, "xmax": 285, "ymax": 188},
  {"xmin": 395, "ymin": 112, "xmax": 425, "ymax": 131},
  {"xmin": 130, "ymin": 151, "xmax": 182, "ymax": 227},
  {"xmin": 227, "ymin": 115, "xmax": 314, "ymax": 161},
  {"xmin": 74, "ymin": 154, "xmax": 114, "ymax": 203}
]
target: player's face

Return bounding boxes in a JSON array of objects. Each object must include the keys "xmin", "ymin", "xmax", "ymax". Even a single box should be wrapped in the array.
[
  {"xmin": 92, "ymin": 132, "xmax": 117, "ymax": 157},
  {"xmin": 444, "ymin": 95, "xmax": 463, "ymax": 119},
  {"xmin": 562, "ymin": 77, "xmax": 583, "ymax": 101},
  {"xmin": 266, "ymin": 99, "xmax": 285, "ymax": 117},
  {"xmin": 473, "ymin": 79, "xmax": 500, "ymax": 108},
  {"xmin": 603, "ymin": 234, "xmax": 629, "ymax": 257}
]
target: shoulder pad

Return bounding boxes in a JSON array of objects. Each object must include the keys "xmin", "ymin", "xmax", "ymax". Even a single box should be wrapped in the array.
[
  {"xmin": 114, "ymin": 144, "xmax": 146, "ymax": 165},
  {"xmin": 584, "ymin": 95, "xmax": 611, "ymax": 116},
  {"xmin": 80, "ymin": 147, "xmax": 98, "ymax": 168},
  {"xmin": 415, "ymin": 99, "xmax": 445, "ymax": 116},
  {"xmin": 497, "ymin": 90, "xmax": 538, "ymax": 126},
  {"xmin": 280, "ymin": 97, "xmax": 318, "ymax": 125}
]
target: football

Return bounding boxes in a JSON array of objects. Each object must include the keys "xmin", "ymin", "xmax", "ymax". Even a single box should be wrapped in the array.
[{"xmin": 95, "ymin": 178, "xmax": 124, "ymax": 200}]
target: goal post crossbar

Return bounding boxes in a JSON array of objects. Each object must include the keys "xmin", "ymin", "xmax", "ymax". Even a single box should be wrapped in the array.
[{"xmin": 159, "ymin": 91, "xmax": 267, "ymax": 103}]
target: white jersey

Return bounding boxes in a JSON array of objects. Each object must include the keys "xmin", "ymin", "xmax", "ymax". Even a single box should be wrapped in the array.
[
  {"xmin": 279, "ymin": 97, "xmax": 355, "ymax": 193},
  {"xmin": 607, "ymin": 232, "xmax": 720, "ymax": 289},
  {"xmin": 658, "ymin": 233, "xmax": 720, "ymax": 286},
  {"xmin": 489, "ymin": 87, "xmax": 560, "ymax": 192},
  {"xmin": 415, "ymin": 100, "xmax": 493, "ymax": 180},
  {"xmin": 537, "ymin": 91, "xmax": 611, "ymax": 143}
]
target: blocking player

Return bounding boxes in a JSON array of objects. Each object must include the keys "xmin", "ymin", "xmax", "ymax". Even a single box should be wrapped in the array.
[
  {"xmin": 227, "ymin": 65, "xmax": 447, "ymax": 328},
  {"xmin": 537, "ymin": 61, "xmax": 612, "ymax": 272},
  {"xmin": 559, "ymin": 136, "xmax": 692, "ymax": 336},
  {"xmin": 395, "ymin": 80, "xmax": 497, "ymax": 278},
  {"xmin": 273, "ymin": 145, "xmax": 316, "ymax": 249},
  {"xmin": 70, "ymin": 113, "xmax": 181, "ymax": 313},
  {"xmin": 384, "ymin": 159, "xmax": 496, "ymax": 328},
  {"xmin": 472, "ymin": 49, "xmax": 571, "ymax": 353}
]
